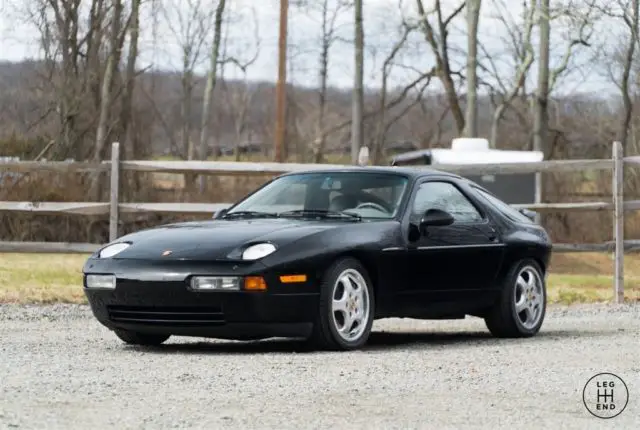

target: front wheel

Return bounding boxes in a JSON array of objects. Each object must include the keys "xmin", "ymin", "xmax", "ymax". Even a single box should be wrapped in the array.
[
  {"xmin": 113, "ymin": 329, "xmax": 170, "ymax": 346},
  {"xmin": 484, "ymin": 259, "xmax": 547, "ymax": 338},
  {"xmin": 309, "ymin": 258, "xmax": 375, "ymax": 351}
]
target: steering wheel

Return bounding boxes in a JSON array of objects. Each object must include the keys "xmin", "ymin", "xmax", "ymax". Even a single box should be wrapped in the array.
[{"xmin": 354, "ymin": 202, "xmax": 390, "ymax": 213}]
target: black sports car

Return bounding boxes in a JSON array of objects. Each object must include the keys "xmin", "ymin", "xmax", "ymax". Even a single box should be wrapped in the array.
[{"xmin": 83, "ymin": 167, "xmax": 551, "ymax": 351}]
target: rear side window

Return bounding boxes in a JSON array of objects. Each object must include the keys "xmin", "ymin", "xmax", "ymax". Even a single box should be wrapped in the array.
[{"xmin": 473, "ymin": 187, "xmax": 534, "ymax": 224}]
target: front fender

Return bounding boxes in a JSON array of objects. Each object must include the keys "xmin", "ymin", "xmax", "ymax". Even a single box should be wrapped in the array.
[{"xmin": 258, "ymin": 221, "xmax": 403, "ymax": 285}]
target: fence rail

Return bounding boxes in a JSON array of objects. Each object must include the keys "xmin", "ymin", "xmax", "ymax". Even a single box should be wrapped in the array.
[
  {"xmin": 0, "ymin": 158, "xmax": 616, "ymax": 175},
  {"xmin": 0, "ymin": 141, "xmax": 631, "ymax": 302},
  {"xmin": 4, "ymin": 200, "xmax": 640, "ymax": 215}
]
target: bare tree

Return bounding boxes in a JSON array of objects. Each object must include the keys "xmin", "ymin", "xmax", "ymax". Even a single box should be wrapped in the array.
[
  {"xmin": 198, "ymin": 0, "xmax": 227, "ymax": 164},
  {"xmin": 534, "ymin": 0, "xmax": 597, "ymax": 157},
  {"xmin": 218, "ymin": 19, "xmax": 261, "ymax": 162},
  {"xmin": 415, "ymin": 0, "xmax": 466, "ymax": 134},
  {"xmin": 20, "ymin": 0, "xmax": 110, "ymax": 158},
  {"xmin": 464, "ymin": 0, "xmax": 482, "ymax": 137},
  {"xmin": 94, "ymin": 0, "xmax": 124, "ymax": 163},
  {"xmin": 47, "ymin": 0, "xmax": 84, "ymax": 156},
  {"xmin": 370, "ymin": 23, "xmax": 415, "ymax": 163},
  {"xmin": 619, "ymin": 0, "xmax": 640, "ymax": 152},
  {"xmin": 599, "ymin": 0, "xmax": 640, "ymax": 152},
  {"xmin": 222, "ymin": 78, "xmax": 255, "ymax": 161},
  {"xmin": 482, "ymin": 0, "xmax": 536, "ymax": 148},
  {"xmin": 293, "ymin": 0, "xmax": 353, "ymax": 162},
  {"xmin": 161, "ymin": 0, "xmax": 216, "ymax": 161},
  {"xmin": 119, "ymin": 0, "xmax": 141, "ymax": 160}
]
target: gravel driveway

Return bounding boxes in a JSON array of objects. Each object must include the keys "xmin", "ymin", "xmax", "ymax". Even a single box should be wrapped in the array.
[{"xmin": 0, "ymin": 303, "xmax": 638, "ymax": 429}]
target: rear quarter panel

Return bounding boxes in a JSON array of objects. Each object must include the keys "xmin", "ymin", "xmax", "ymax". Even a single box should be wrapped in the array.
[
  {"xmin": 458, "ymin": 179, "xmax": 553, "ymax": 287},
  {"xmin": 487, "ymin": 216, "xmax": 552, "ymax": 288}
]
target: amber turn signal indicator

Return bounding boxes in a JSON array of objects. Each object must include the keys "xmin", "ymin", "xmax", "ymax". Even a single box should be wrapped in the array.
[
  {"xmin": 244, "ymin": 276, "xmax": 267, "ymax": 291},
  {"xmin": 279, "ymin": 274, "xmax": 307, "ymax": 283}
]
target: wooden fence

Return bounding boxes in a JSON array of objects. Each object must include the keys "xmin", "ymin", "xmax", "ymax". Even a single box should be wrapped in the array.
[{"xmin": 1, "ymin": 141, "xmax": 638, "ymax": 303}]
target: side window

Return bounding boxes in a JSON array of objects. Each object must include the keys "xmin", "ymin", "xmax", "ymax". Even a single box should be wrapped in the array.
[
  {"xmin": 473, "ymin": 187, "xmax": 534, "ymax": 224},
  {"xmin": 412, "ymin": 181, "xmax": 483, "ymax": 223}
]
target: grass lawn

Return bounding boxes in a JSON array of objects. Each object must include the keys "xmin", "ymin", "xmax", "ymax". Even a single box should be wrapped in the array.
[{"xmin": 1, "ymin": 252, "xmax": 639, "ymax": 305}]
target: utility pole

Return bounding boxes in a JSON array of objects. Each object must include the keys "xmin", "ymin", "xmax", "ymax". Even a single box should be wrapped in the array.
[{"xmin": 274, "ymin": 0, "xmax": 289, "ymax": 162}]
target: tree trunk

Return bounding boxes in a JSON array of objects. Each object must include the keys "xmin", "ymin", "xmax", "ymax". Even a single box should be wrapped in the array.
[
  {"xmin": 533, "ymin": 0, "xmax": 550, "ymax": 217},
  {"xmin": 119, "ymin": 0, "xmax": 140, "ymax": 161},
  {"xmin": 92, "ymin": 0, "xmax": 124, "ymax": 200},
  {"xmin": 439, "ymin": 53, "xmax": 464, "ymax": 134},
  {"xmin": 372, "ymin": 77, "xmax": 387, "ymax": 165},
  {"xmin": 533, "ymin": 0, "xmax": 549, "ymax": 156},
  {"xmin": 182, "ymin": 64, "xmax": 196, "ymax": 194},
  {"xmin": 464, "ymin": 0, "xmax": 482, "ymax": 137},
  {"xmin": 198, "ymin": 0, "xmax": 227, "ymax": 161},
  {"xmin": 93, "ymin": 0, "xmax": 123, "ymax": 163},
  {"xmin": 181, "ymin": 65, "xmax": 193, "ymax": 160},
  {"xmin": 196, "ymin": 0, "xmax": 226, "ymax": 192},
  {"xmin": 490, "ymin": 103, "xmax": 506, "ymax": 148},
  {"xmin": 314, "ymin": 0, "xmax": 331, "ymax": 164},
  {"xmin": 351, "ymin": 0, "xmax": 364, "ymax": 164}
]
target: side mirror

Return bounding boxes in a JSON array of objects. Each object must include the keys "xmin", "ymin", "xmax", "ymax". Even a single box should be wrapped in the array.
[
  {"xmin": 518, "ymin": 208, "xmax": 537, "ymax": 222},
  {"xmin": 419, "ymin": 208, "xmax": 454, "ymax": 232},
  {"xmin": 214, "ymin": 208, "xmax": 228, "ymax": 219}
]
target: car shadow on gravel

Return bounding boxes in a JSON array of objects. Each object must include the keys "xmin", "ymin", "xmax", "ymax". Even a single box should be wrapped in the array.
[
  {"xmin": 121, "ymin": 328, "xmax": 593, "ymax": 354},
  {"xmin": 360, "ymin": 329, "xmax": 588, "ymax": 351}
]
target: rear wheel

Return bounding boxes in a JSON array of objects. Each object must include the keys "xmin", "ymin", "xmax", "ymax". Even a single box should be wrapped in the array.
[
  {"xmin": 309, "ymin": 258, "xmax": 375, "ymax": 351},
  {"xmin": 484, "ymin": 259, "xmax": 546, "ymax": 338},
  {"xmin": 113, "ymin": 329, "xmax": 170, "ymax": 346}
]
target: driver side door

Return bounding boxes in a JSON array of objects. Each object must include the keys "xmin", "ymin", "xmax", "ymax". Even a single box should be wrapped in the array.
[{"xmin": 404, "ymin": 179, "xmax": 505, "ymax": 305}]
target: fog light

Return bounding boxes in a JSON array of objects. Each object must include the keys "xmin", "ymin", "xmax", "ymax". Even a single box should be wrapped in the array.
[
  {"xmin": 190, "ymin": 276, "xmax": 240, "ymax": 291},
  {"xmin": 85, "ymin": 274, "xmax": 116, "ymax": 290}
]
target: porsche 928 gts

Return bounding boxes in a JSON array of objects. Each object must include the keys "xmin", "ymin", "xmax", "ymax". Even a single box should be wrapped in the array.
[{"xmin": 83, "ymin": 167, "xmax": 551, "ymax": 350}]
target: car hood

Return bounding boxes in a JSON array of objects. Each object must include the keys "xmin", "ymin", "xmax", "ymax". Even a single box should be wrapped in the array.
[{"xmin": 97, "ymin": 219, "xmax": 346, "ymax": 261}]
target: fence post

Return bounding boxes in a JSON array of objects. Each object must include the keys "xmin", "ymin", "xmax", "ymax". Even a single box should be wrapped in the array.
[
  {"xmin": 109, "ymin": 142, "xmax": 120, "ymax": 242},
  {"xmin": 612, "ymin": 141, "xmax": 624, "ymax": 304}
]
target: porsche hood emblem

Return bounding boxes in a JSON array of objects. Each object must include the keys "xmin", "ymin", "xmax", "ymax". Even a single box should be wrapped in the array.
[{"xmin": 161, "ymin": 250, "xmax": 172, "ymax": 256}]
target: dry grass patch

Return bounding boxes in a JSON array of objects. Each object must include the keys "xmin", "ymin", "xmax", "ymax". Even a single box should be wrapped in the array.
[
  {"xmin": 547, "ymin": 252, "xmax": 640, "ymax": 304},
  {"xmin": 0, "ymin": 253, "xmax": 88, "ymax": 304},
  {"xmin": 1, "ymin": 252, "xmax": 640, "ymax": 305},
  {"xmin": 547, "ymin": 274, "xmax": 640, "ymax": 304}
]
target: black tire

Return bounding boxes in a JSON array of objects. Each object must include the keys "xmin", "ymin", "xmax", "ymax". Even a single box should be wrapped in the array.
[
  {"xmin": 113, "ymin": 329, "xmax": 170, "ymax": 346},
  {"xmin": 484, "ymin": 259, "xmax": 547, "ymax": 338},
  {"xmin": 308, "ymin": 257, "xmax": 375, "ymax": 351}
]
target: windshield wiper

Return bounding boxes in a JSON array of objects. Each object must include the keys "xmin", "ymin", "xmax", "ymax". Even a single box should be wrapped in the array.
[
  {"xmin": 222, "ymin": 210, "xmax": 279, "ymax": 219},
  {"xmin": 278, "ymin": 209, "xmax": 361, "ymax": 221}
]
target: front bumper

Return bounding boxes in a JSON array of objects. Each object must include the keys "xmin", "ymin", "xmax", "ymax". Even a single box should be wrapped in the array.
[{"xmin": 83, "ymin": 258, "xmax": 319, "ymax": 339}]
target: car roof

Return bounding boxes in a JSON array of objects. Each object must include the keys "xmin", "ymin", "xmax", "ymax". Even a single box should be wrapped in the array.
[{"xmin": 278, "ymin": 165, "xmax": 463, "ymax": 181}]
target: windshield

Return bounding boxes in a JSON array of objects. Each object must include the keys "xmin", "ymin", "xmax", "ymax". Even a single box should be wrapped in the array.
[{"xmin": 226, "ymin": 171, "xmax": 410, "ymax": 220}]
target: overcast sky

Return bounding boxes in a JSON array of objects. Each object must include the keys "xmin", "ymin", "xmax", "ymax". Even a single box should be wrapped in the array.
[{"xmin": 0, "ymin": 0, "xmax": 622, "ymax": 95}]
